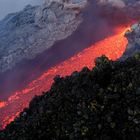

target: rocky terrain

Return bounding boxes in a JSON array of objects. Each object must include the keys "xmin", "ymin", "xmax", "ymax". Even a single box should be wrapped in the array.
[
  {"xmin": 0, "ymin": 0, "xmax": 140, "ymax": 73},
  {"xmin": 1, "ymin": 53, "xmax": 140, "ymax": 139},
  {"xmin": 0, "ymin": 0, "xmax": 87, "ymax": 72},
  {"xmin": 122, "ymin": 23, "xmax": 140, "ymax": 59},
  {"xmin": 1, "ymin": 1, "xmax": 140, "ymax": 139}
]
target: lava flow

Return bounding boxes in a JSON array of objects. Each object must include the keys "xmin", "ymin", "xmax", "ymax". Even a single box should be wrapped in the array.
[
  {"xmin": 0, "ymin": 24, "xmax": 131, "ymax": 129},
  {"xmin": 0, "ymin": 101, "xmax": 6, "ymax": 109}
]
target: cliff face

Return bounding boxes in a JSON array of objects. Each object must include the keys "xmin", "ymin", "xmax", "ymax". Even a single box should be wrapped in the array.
[
  {"xmin": 0, "ymin": 0, "xmax": 87, "ymax": 73},
  {"xmin": 1, "ymin": 54, "xmax": 140, "ymax": 139}
]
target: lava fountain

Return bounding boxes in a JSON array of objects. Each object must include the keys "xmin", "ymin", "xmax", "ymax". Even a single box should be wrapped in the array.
[{"xmin": 0, "ymin": 23, "xmax": 132, "ymax": 129}]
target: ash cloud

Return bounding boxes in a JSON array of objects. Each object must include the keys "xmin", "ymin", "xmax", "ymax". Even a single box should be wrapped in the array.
[
  {"xmin": 0, "ymin": 0, "xmax": 117, "ymax": 99},
  {"xmin": 98, "ymin": 0, "xmax": 126, "ymax": 8},
  {"xmin": 97, "ymin": 0, "xmax": 140, "ymax": 25},
  {"xmin": 0, "ymin": 0, "xmax": 140, "ymax": 100},
  {"xmin": 98, "ymin": 0, "xmax": 140, "ymax": 8}
]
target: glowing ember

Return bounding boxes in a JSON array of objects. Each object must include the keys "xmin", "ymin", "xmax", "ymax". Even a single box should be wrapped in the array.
[{"xmin": 0, "ymin": 25, "xmax": 131, "ymax": 129}]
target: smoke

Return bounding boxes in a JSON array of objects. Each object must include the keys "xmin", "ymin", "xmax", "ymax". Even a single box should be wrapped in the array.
[
  {"xmin": 98, "ymin": 0, "xmax": 126, "ymax": 8},
  {"xmin": 0, "ymin": 0, "xmax": 42, "ymax": 20},
  {"xmin": 96, "ymin": 0, "xmax": 140, "ymax": 25},
  {"xmin": 0, "ymin": 0, "xmax": 140, "ymax": 100},
  {"xmin": 0, "ymin": 0, "xmax": 130, "ymax": 99},
  {"xmin": 98, "ymin": 0, "xmax": 140, "ymax": 8},
  {"xmin": 0, "ymin": 0, "xmax": 139, "ymax": 130}
]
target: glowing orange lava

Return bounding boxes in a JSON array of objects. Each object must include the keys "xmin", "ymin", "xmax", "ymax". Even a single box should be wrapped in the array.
[
  {"xmin": 0, "ymin": 101, "xmax": 6, "ymax": 109},
  {"xmin": 0, "ymin": 25, "xmax": 131, "ymax": 129}
]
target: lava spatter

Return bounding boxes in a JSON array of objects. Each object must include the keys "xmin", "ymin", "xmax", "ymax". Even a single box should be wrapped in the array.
[{"xmin": 0, "ymin": 24, "xmax": 131, "ymax": 129}]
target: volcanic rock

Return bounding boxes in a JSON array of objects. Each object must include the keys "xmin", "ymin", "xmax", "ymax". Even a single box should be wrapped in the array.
[
  {"xmin": 121, "ymin": 23, "xmax": 140, "ymax": 59},
  {"xmin": 0, "ymin": 0, "xmax": 87, "ymax": 72},
  {"xmin": 1, "ymin": 54, "xmax": 140, "ymax": 139}
]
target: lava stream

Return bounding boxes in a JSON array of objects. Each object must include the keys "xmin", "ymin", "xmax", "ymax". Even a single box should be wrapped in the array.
[
  {"xmin": 0, "ymin": 101, "xmax": 6, "ymax": 109},
  {"xmin": 0, "ymin": 25, "xmax": 131, "ymax": 129}
]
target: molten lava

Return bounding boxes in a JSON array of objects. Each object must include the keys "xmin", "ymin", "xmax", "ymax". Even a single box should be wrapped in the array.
[
  {"xmin": 0, "ymin": 25, "xmax": 131, "ymax": 129},
  {"xmin": 0, "ymin": 101, "xmax": 6, "ymax": 109}
]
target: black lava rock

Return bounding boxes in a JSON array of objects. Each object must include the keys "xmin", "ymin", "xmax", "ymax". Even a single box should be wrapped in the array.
[{"xmin": 1, "ymin": 54, "xmax": 140, "ymax": 140}]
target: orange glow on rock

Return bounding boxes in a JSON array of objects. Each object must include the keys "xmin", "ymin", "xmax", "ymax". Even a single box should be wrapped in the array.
[{"xmin": 0, "ymin": 24, "xmax": 131, "ymax": 129}]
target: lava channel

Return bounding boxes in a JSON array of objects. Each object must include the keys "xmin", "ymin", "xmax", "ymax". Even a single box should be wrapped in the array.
[{"xmin": 0, "ymin": 24, "xmax": 132, "ymax": 129}]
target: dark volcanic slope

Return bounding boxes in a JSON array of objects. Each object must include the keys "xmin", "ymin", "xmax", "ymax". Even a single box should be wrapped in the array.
[{"xmin": 1, "ymin": 54, "xmax": 140, "ymax": 140}]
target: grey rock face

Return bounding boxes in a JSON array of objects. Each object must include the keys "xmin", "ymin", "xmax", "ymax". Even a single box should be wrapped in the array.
[
  {"xmin": 121, "ymin": 23, "xmax": 140, "ymax": 60},
  {"xmin": 0, "ymin": 0, "xmax": 88, "ymax": 72}
]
